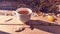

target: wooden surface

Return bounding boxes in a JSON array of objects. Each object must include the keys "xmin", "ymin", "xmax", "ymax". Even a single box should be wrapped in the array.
[
  {"xmin": 0, "ymin": 15, "xmax": 24, "ymax": 24},
  {"xmin": 0, "ymin": 10, "xmax": 60, "ymax": 34}
]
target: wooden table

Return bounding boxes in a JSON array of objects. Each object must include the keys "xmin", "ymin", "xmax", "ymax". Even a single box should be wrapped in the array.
[{"xmin": 0, "ymin": 10, "xmax": 60, "ymax": 34}]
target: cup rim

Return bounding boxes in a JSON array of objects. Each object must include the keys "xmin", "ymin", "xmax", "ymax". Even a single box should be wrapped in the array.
[{"xmin": 16, "ymin": 8, "xmax": 32, "ymax": 15}]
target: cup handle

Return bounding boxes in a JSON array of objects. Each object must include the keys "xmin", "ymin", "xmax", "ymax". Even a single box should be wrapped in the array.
[{"xmin": 12, "ymin": 11, "xmax": 19, "ymax": 17}]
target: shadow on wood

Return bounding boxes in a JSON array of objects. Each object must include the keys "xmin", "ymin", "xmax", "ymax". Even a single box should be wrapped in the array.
[
  {"xmin": 0, "ymin": 31, "xmax": 10, "ymax": 34},
  {"xmin": 26, "ymin": 20, "xmax": 60, "ymax": 34}
]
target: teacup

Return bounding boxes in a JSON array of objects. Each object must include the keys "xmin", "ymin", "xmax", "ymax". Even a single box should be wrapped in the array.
[{"xmin": 13, "ymin": 8, "xmax": 32, "ymax": 23}]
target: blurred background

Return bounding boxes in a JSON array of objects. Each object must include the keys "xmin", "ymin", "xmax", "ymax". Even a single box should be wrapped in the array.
[{"xmin": 0, "ymin": 0, "xmax": 60, "ymax": 16}]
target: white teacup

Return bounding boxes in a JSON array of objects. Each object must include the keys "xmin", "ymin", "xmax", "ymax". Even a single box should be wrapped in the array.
[{"xmin": 13, "ymin": 8, "xmax": 32, "ymax": 23}]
